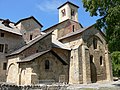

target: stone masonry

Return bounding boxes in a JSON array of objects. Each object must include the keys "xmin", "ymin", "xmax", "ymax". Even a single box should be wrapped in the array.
[{"xmin": 0, "ymin": 1, "xmax": 113, "ymax": 85}]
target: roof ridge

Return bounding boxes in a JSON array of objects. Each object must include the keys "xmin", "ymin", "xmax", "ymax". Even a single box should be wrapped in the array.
[
  {"xmin": 57, "ymin": 1, "xmax": 79, "ymax": 9},
  {"xmin": 15, "ymin": 16, "xmax": 43, "ymax": 27},
  {"xmin": 6, "ymin": 31, "xmax": 53, "ymax": 57},
  {"xmin": 43, "ymin": 19, "xmax": 82, "ymax": 32}
]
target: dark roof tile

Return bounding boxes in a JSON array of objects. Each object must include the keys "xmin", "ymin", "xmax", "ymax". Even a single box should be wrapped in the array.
[
  {"xmin": 17, "ymin": 50, "xmax": 68, "ymax": 65},
  {"xmin": 17, "ymin": 50, "xmax": 50, "ymax": 63},
  {"xmin": 43, "ymin": 19, "xmax": 82, "ymax": 32},
  {"xmin": 58, "ymin": 24, "xmax": 105, "ymax": 40},
  {"xmin": 58, "ymin": 1, "xmax": 79, "ymax": 9},
  {"xmin": 6, "ymin": 31, "xmax": 52, "ymax": 57}
]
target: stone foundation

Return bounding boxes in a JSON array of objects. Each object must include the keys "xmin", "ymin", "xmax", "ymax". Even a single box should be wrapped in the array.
[{"xmin": 0, "ymin": 83, "xmax": 68, "ymax": 90}]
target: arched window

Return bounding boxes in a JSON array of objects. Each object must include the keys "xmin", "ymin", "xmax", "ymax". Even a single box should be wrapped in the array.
[
  {"xmin": 71, "ymin": 9, "xmax": 75, "ymax": 16},
  {"xmin": 100, "ymin": 56, "xmax": 103, "ymax": 65},
  {"xmin": 93, "ymin": 38, "xmax": 97, "ymax": 49},
  {"xmin": 45, "ymin": 60, "xmax": 50, "ymax": 70},
  {"xmin": 61, "ymin": 9, "xmax": 66, "ymax": 17}
]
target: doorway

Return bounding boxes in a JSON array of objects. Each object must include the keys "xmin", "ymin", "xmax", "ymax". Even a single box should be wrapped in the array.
[{"xmin": 90, "ymin": 55, "xmax": 97, "ymax": 83}]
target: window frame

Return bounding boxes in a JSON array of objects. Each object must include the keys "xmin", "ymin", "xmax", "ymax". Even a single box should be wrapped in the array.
[
  {"xmin": 30, "ymin": 34, "xmax": 33, "ymax": 40},
  {"xmin": 61, "ymin": 9, "xmax": 66, "ymax": 17},
  {"xmin": 0, "ymin": 44, "xmax": 4, "ymax": 52},
  {"xmin": 100, "ymin": 56, "xmax": 103, "ymax": 66},
  {"xmin": 45, "ymin": 60, "xmax": 50, "ymax": 70},
  {"xmin": 93, "ymin": 38, "xmax": 97, "ymax": 49},
  {"xmin": 71, "ymin": 9, "xmax": 75, "ymax": 16},
  {"xmin": 72, "ymin": 25, "xmax": 75, "ymax": 32},
  {"xmin": 3, "ymin": 62, "xmax": 7, "ymax": 70},
  {"xmin": 5, "ymin": 44, "xmax": 8, "ymax": 53},
  {"xmin": 1, "ymin": 33, "xmax": 4, "ymax": 37}
]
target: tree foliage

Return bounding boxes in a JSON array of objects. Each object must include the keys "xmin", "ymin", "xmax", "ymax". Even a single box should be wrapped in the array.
[
  {"xmin": 82, "ymin": 0, "xmax": 120, "ymax": 52},
  {"xmin": 111, "ymin": 51, "xmax": 120, "ymax": 77}
]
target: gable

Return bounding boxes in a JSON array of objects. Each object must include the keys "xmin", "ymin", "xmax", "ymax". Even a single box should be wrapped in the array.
[
  {"xmin": 15, "ymin": 16, "xmax": 43, "ymax": 27},
  {"xmin": 44, "ymin": 19, "xmax": 82, "ymax": 33},
  {"xmin": 81, "ymin": 26, "xmax": 106, "ymax": 45},
  {"xmin": 20, "ymin": 18, "xmax": 42, "ymax": 31},
  {"xmin": 57, "ymin": 20, "xmax": 82, "ymax": 38},
  {"xmin": 7, "ymin": 31, "xmax": 52, "ymax": 57}
]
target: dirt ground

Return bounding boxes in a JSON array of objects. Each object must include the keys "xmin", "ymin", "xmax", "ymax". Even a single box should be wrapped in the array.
[{"xmin": 67, "ymin": 80, "xmax": 120, "ymax": 90}]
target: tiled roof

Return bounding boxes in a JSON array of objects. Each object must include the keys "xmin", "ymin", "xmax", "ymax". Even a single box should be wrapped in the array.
[
  {"xmin": 58, "ymin": 27, "xmax": 88, "ymax": 40},
  {"xmin": 58, "ymin": 24, "xmax": 105, "ymax": 40},
  {"xmin": 52, "ymin": 39, "xmax": 71, "ymax": 50},
  {"xmin": 17, "ymin": 49, "xmax": 68, "ymax": 65},
  {"xmin": 0, "ymin": 21, "xmax": 22, "ymax": 36},
  {"xmin": 43, "ymin": 19, "xmax": 83, "ymax": 32},
  {"xmin": 17, "ymin": 50, "xmax": 50, "ymax": 63},
  {"xmin": 6, "ymin": 31, "xmax": 52, "ymax": 57}
]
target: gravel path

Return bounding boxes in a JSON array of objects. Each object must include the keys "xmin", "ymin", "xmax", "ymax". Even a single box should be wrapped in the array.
[{"xmin": 67, "ymin": 80, "xmax": 120, "ymax": 90}]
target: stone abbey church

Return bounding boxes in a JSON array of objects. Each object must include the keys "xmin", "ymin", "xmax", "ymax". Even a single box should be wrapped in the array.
[{"xmin": 0, "ymin": 1, "xmax": 112, "ymax": 85}]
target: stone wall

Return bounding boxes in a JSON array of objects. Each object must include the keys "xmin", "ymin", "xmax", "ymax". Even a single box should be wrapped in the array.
[
  {"xmin": 16, "ymin": 18, "xmax": 42, "ymax": 43},
  {"xmin": 7, "ymin": 56, "xmax": 20, "ymax": 85},
  {"xmin": 57, "ymin": 20, "xmax": 81, "ymax": 38},
  {"xmin": 0, "ymin": 30, "xmax": 25, "ymax": 53},
  {"xmin": 19, "ymin": 34, "xmax": 52, "ymax": 60},
  {"xmin": 44, "ymin": 20, "xmax": 82, "ymax": 39},
  {"xmin": 82, "ymin": 27, "xmax": 107, "ymax": 82},
  {"xmin": 19, "ymin": 52, "xmax": 69, "ymax": 85},
  {"xmin": 61, "ymin": 37, "xmax": 83, "ymax": 84},
  {"xmin": 0, "ymin": 30, "xmax": 25, "ymax": 82},
  {"xmin": 6, "ymin": 33, "xmax": 52, "ymax": 85},
  {"xmin": 57, "ymin": 26, "xmax": 111, "ymax": 83},
  {"xmin": 52, "ymin": 48, "xmax": 70, "ymax": 62}
]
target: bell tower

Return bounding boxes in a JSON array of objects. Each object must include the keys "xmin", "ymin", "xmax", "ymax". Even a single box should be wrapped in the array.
[{"xmin": 58, "ymin": 1, "xmax": 79, "ymax": 23}]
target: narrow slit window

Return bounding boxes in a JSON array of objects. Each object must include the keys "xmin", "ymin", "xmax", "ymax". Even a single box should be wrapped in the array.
[
  {"xmin": 3, "ymin": 63, "xmax": 7, "ymax": 70},
  {"xmin": 100, "ymin": 56, "xmax": 103, "ymax": 65},
  {"xmin": 5, "ymin": 44, "xmax": 8, "ymax": 53},
  {"xmin": 1, "ymin": 33, "xmax": 4, "ymax": 37},
  {"xmin": 30, "ymin": 34, "xmax": 33, "ymax": 40},
  {"xmin": 0, "ymin": 44, "xmax": 4, "ymax": 52},
  {"xmin": 71, "ymin": 9, "xmax": 75, "ymax": 16},
  {"xmin": 72, "ymin": 25, "xmax": 75, "ymax": 32},
  {"xmin": 45, "ymin": 60, "xmax": 50, "ymax": 70},
  {"xmin": 93, "ymin": 38, "xmax": 97, "ymax": 49}
]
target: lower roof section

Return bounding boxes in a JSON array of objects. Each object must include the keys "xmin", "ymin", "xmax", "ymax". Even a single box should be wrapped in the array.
[{"xmin": 17, "ymin": 49, "xmax": 68, "ymax": 65}]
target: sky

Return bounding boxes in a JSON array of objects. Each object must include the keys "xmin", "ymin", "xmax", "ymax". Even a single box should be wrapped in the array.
[{"xmin": 0, "ymin": 0, "xmax": 100, "ymax": 30}]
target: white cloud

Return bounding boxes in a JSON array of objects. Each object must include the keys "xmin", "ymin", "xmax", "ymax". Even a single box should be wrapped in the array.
[{"xmin": 37, "ymin": 0, "xmax": 63, "ymax": 12}]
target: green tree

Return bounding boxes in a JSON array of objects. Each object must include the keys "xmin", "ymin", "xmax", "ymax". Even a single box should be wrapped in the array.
[
  {"xmin": 111, "ymin": 51, "xmax": 120, "ymax": 77},
  {"xmin": 82, "ymin": 0, "xmax": 120, "ymax": 52}
]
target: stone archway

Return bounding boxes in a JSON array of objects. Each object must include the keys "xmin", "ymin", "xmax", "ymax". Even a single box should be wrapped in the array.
[
  {"xmin": 90, "ymin": 55, "xmax": 97, "ymax": 83},
  {"xmin": 7, "ymin": 63, "xmax": 17, "ymax": 84},
  {"xmin": 19, "ymin": 69, "xmax": 26, "ymax": 85}
]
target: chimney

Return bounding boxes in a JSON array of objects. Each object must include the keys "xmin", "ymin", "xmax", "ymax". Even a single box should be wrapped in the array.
[{"xmin": 2, "ymin": 19, "xmax": 11, "ymax": 27}]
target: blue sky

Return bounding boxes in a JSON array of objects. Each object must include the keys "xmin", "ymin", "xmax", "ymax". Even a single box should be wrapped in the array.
[{"xmin": 0, "ymin": 0, "xmax": 100, "ymax": 30}]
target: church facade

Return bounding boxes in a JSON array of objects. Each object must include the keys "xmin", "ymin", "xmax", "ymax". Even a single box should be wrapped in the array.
[{"xmin": 0, "ymin": 1, "xmax": 112, "ymax": 85}]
